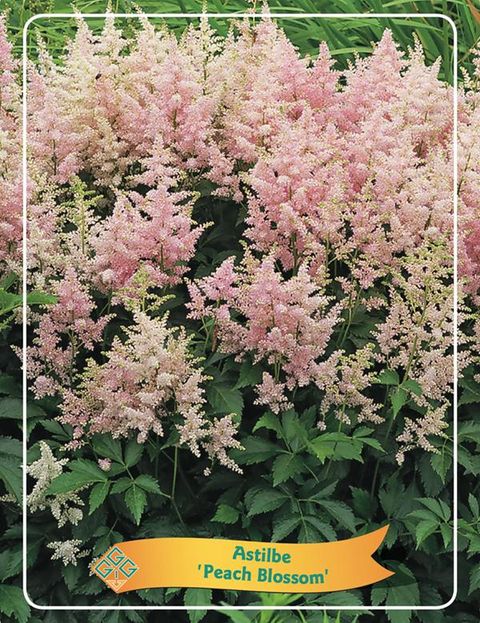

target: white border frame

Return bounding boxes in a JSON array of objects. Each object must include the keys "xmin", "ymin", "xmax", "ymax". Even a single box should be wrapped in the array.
[{"xmin": 22, "ymin": 11, "xmax": 458, "ymax": 612}]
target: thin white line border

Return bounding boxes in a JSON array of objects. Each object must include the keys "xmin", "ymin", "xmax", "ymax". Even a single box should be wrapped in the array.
[{"xmin": 22, "ymin": 10, "xmax": 458, "ymax": 613}]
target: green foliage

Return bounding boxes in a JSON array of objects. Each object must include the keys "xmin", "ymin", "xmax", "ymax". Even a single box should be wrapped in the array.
[
  {"xmin": 0, "ymin": 585, "xmax": 31, "ymax": 623},
  {"xmin": 6, "ymin": 0, "xmax": 480, "ymax": 84}
]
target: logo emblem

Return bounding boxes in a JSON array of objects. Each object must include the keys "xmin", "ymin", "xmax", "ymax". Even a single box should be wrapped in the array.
[{"xmin": 93, "ymin": 545, "xmax": 139, "ymax": 592}]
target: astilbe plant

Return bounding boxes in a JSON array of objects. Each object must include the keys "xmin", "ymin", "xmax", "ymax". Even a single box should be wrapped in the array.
[
  {"xmin": 59, "ymin": 310, "xmax": 242, "ymax": 473},
  {"xmin": 22, "ymin": 12, "xmax": 456, "ymax": 499},
  {"xmin": 187, "ymin": 252, "xmax": 343, "ymax": 414},
  {"xmin": 0, "ymin": 15, "xmax": 21, "ymax": 275},
  {"xmin": 2, "ymin": 8, "xmax": 473, "ymax": 612}
]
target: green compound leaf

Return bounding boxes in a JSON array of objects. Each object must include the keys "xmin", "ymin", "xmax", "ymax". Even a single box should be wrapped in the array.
[
  {"xmin": 92, "ymin": 435, "xmax": 123, "ymax": 463},
  {"xmin": 391, "ymin": 387, "xmax": 408, "ymax": 417},
  {"xmin": 234, "ymin": 436, "xmax": 280, "ymax": 465},
  {"xmin": 0, "ymin": 585, "xmax": 30, "ymax": 623},
  {"xmin": 135, "ymin": 474, "xmax": 162, "ymax": 494},
  {"xmin": 184, "ymin": 587, "xmax": 212, "ymax": 623},
  {"xmin": 303, "ymin": 516, "xmax": 337, "ymax": 540},
  {"xmin": 252, "ymin": 411, "xmax": 283, "ymax": 437},
  {"xmin": 310, "ymin": 499, "xmax": 357, "ymax": 533},
  {"xmin": 124, "ymin": 439, "xmax": 144, "ymax": 468},
  {"xmin": 234, "ymin": 360, "xmax": 263, "ymax": 389},
  {"xmin": 247, "ymin": 488, "xmax": 288, "ymax": 517},
  {"xmin": 371, "ymin": 563, "xmax": 419, "ymax": 623},
  {"xmin": 308, "ymin": 432, "xmax": 364, "ymax": 463},
  {"xmin": 206, "ymin": 383, "xmax": 243, "ymax": 415},
  {"xmin": 0, "ymin": 456, "xmax": 21, "ymax": 502},
  {"xmin": 414, "ymin": 520, "xmax": 439, "ymax": 548},
  {"xmin": 403, "ymin": 378, "xmax": 423, "ymax": 396},
  {"xmin": 0, "ymin": 397, "xmax": 22, "ymax": 420},
  {"xmin": 212, "ymin": 504, "xmax": 240, "ymax": 524},
  {"xmin": 376, "ymin": 369, "xmax": 400, "ymax": 385},
  {"xmin": 469, "ymin": 565, "xmax": 480, "ymax": 595},
  {"xmin": 48, "ymin": 459, "xmax": 108, "ymax": 495},
  {"xmin": 89, "ymin": 481, "xmax": 111, "ymax": 515},
  {"xmin": 272, "ymin": 516, "xmax": 301, "ymax": 542},
  {"xmin": 272, "ymin": 453, "xmax": 304, "ymax": 486},
  {"xmin": 26, "ymin": 291, "xmax": 58, "ymax": 306},
  {"xmin": 125, "ymin": 484, "xmax": 147, "ymax": 525}
]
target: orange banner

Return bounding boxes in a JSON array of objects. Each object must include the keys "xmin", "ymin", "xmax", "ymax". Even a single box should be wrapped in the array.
[{"xmin": 92, "ymin": 525, "xmax": 393, "ymax": 594}]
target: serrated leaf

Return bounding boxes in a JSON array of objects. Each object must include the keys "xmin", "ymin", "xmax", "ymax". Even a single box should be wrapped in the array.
[
  {"xmin": 69, "ymin": 459, "xmax": 109, "ymax": 481},
  {"xmin": 212, "ymin": 504, "xmax": 239, "ymax": 524},
  {"xmin": 272, "ymin": 516, "xmax": 300, "ymax": 542},
  {"xmin": 184, "ymin": 587, "xmax": 212, "ymax": 623},
  {"xmin": 430, "ymin": 451, "xmax": 451, "ymax": 483},
  {"xmin": 92, "ymin": 435, "xmax": 123, "ymax": 463},
  {"xmin": 281, "ymin": 410, "xmax": 304, "ymax": 448},
  {"xmin": 234, "ymin": 360, "xmax": 263, "ymax": 389},
  {"xmin": 252, "ymin": 411, "xmax": 282, "ymax": 436},
  {"xmin": 233, "ymin": 436, "xmax": 279, "ymax": 465},
  {"xmin": 272, "ymin": 453, "xmax": 303, "ymax": 486},
  {"xmin": 111, "ymin": 478, "xmax": 132, "ymax": 494},
  {"xmin": 351, "ymin": 487, "xmax": 376, "ymax": 519},
  {"xmin": 391, "ymin": 387, "xmax": 408, "ymax": 417},
  {"xmin": 469, "ymin": 565, "xmax": 480, "ymax": 594},
  {"xmin": 376, "ymin": 369, "xmax": 400, "ymax": 385},
  {"xmin": 89, "ymin": 481, "xmax": 110, "ymax": 515},
  {"xmin": 206, "ymin": 384, "xmax": 243, "ymax": 415},
  {"xmin": 0, "ymin": 397, "xmax": 22, "ymax": 420},
  {"xmin": 408, "ymin": 509, "xmax": 438, "ymax": 522},
  {"xmin": 247, "ymin": 489, "xmax": 288, "ymax": 517},
  {"xmin": 0, "ymin": 456, "xmax": 21, "ymax": 502},
  {"xmin": 0, "ymin": 548, "xmax": 22, "ymax": 582},
  {"xmin": 459, "ymin": 389, "xmax": 480, "ymax": 406},
  {"xmin": 125, "ymin": 484, "xmax": 147, "ymax": 525},
  {"xmin": 403, "ymin": 379, "xmax": 422, "ymax": 396},
  {"xmin": 124, "ymin": 440, "xmax": 143, "ymax": 468},
  {"xmin": 0, "ymin": 585, "xmax": 30, "ymax": 623},
  {"xmin": 27, "ymin": 291, "xmax": 58, "ymax": 306},
  {"xmin": 468, "ymin": 493, "xmax": 479, "ymax": 517},
  {"xmin": 0, "ymin": 375, "xmax": 21, "ymax": 396},
  {"xmin": 372, "ymin": 564, "xmax": 419, "ymax": 615},
  {"xmin": 309, "ymin": 433, "xmax": 363, "ymax": 463},
  {"xmin": 417, "ymin": 498, "xmax": 450, "ymax": 522},
  {"xmin": 135, "ymin": 474, "xmax": 161, "ymax": 494},
  {"xmin": 125, "ymin": 610, "xmax": 144, "ymax": 623},
  {"xmin": 138, "ymin": 588, "xmax": 164, "ymax": 604},
  {"xmin": 48, "ymin": 468, "xmax": 105, "ymax": 496},
  {"xmin": 359, "ymin": 436, "xmax": 384, "ymax": 453},
  {"xmin": 40, "ymin": 419, "xmax": 70, "ymax": 439},
  {"xmin": 0, "ymin": 436, "xmax": 22, "ymax": 458},
  {"xmin": 459, "ymin": 421, "xmax": 480, "ymax": 443},
  {"xmin": 0, "ymin": 290, "xmax": 21, "ymax": 315},
  {"xmin": 303, "ymin": 516, "xmax": 336, "ymax": 540},
  {"xmin": 63, "ymin": 563, "xmax": 82, "ymax": 591},
  {"xmin": 312, "ymin": 499, "xmax": 356, "ymax": 533},
  {"xmin": 48, "ymin": 458, "xmax": 107, "ymax": 495},
  {"xmin": 414, "ymin": 520, "xmax": 438, "ymax": 548},
  {"xmin": 440, "ymin": 523, "xmax": 452, "ymax": 548}
]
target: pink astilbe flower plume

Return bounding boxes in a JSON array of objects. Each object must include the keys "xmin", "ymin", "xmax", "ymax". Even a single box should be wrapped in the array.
[
  {"xmin": 188, "ymin": 253, "xmax": 342, "ymax": 413},
  {"xmin": 20, "ymin": 13, "xmax": 460, "ymax": 470},
  {"xmin": 458, "ymin": 45, "xmax": 480, "ymax": 302},
  {"xmin": 59, "ymin": 311, "xmax": 242, "ymax": 471},
  {"xmin": 91, "ymin": 185, "xmax": 206, "ymax": 297},
  {"xmin": 0, "ymin": 15, "xmax": 22, "ymax": 274},
  {"xmin": 26, "ymin": 268, "xmax": 109, "ymax": 397}
]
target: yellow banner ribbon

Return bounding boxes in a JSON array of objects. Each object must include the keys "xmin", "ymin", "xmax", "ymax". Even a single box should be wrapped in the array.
[{"xmin": 92, "ymin": 525, "xmax": 393, "ymax": 594}]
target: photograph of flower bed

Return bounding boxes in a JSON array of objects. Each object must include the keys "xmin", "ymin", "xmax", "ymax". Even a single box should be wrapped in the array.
[{"xmin": 1, "ymin": 6, "xmax": 479, "ymax": 618}]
